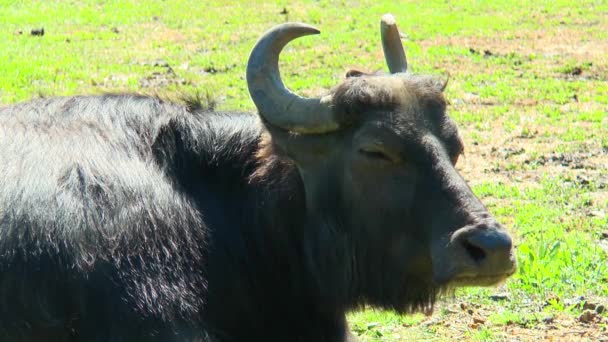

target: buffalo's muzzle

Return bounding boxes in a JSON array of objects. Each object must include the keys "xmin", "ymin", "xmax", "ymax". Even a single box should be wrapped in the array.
[{"xmin": 433, "ymin": 221, "xmax": 517, "ymax": 286}]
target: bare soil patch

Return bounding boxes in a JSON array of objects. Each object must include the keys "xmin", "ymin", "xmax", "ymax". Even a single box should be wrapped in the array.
[
  {"xmin": 421, "ymin": 297, "xmax": 608, "ymax": 341},
  {"xmin": 419, "ymin": 25, "xmax": 608, "ymax": 83},
  {"xmin": 420, "ymin": 26, "xmax": 608, "ymax": 60}
]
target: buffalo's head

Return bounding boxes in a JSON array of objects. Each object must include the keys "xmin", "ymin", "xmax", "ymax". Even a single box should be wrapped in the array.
[{"xmin": 247, "ymin": 14, "xmax": 516, "ymax": 313}]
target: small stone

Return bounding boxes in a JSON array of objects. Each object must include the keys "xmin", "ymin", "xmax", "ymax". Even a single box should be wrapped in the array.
[
  {"xmin": 582, "ymin": 302, "xmax": 597, "ymax": 311},
  {"xmin": 589, "ymin": 210, "xmax": 606, "ymax": 218},
  {"xmin": 596, "ymin": 304, "xmax": 605, "ymax": 314},
  {"xmin": 460, "ymin": 303, "xmax": 467, "ymax": 310},
  {"xmin": 571, "ymin": 67, "xmax": 583, "ymax": 76},
  {"xmin": 473, "ymin": 316, "xmax": 486, "ymax": 324},
  {"xmin": 31, "ymin": 28, "xmax": 44, "ymax": 36},
  {"xmin": 467, "ymin": 309, "xmax": 474, "ymax": 315},
  {"xmin": 579, "ymin": 310, "xmax": 596, "ymax": 323},
  {"xmin": 489, "ymin": 294, "xmax": 509, "ymax": 301}
]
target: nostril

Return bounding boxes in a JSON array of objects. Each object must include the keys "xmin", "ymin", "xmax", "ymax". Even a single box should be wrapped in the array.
[
  {"xmin": 462, "ymin": 240, "xmax": 487, "ymax": 263},
  {"xmin": 447, "ymin": 224, "xmax": 516, "ymax": 281}
]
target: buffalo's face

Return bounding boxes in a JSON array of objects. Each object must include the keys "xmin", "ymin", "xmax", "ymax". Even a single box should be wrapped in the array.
[
  {"xmin": 333, "ymin": 75, "xmax": 516, "ymax": 311},
  {"xmin": 247, "ymin": 15, "xmax": 516, "ymax": 313}
]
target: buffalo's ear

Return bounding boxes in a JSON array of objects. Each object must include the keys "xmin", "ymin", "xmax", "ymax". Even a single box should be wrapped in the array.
[
  {"xmin": 420, "ymin": 75, "xmax": 449, "ymax": 93},
  {"xmin": 345, "ymin": 69, "xmax": 367, "ymax": 78}
]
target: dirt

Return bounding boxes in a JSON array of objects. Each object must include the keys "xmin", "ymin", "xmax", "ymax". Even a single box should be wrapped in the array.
[
  {"xmin": 139, "ymin": 60, "xmax": 190, "ymax": 88},
  {"xmin": 420, "ymin": 25, "xmax": 608, "ymax": 60},
  {"xmin": 418, "ymin": 23, "xmax": 608, "ymax": 87},
  {"xmin": 420, "ymin": 297, "xmax": 608, "ymax": 341}
]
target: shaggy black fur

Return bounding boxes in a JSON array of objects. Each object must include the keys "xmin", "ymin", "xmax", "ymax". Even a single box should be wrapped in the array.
[
  {"xmin": 0, "ymin": 77, "xmax": 468, "ymax": 341},
  {"xmin": 2, "ymin": 94, "xmax": 362, "ymax": 341}
]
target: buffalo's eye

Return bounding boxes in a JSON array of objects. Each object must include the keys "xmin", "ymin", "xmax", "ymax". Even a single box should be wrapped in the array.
[{"xmin": 358, "ymin": 148, "xmax": 396, "ymax": 163}]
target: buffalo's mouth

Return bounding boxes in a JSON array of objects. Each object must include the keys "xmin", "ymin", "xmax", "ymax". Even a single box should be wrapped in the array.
[
  {"xmin": 431, "ymin": 225, "xmax": 518, "ymax": 288},
  {"xmin": 433, "ymin": 253, "xmax": 517, "ymax": 288},
  {"xmin": 446, "ymin": 268, "xmax": 517, "ymax": 287}
]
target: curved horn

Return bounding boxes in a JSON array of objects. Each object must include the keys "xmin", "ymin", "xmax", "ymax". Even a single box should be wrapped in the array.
[
  {"xmin": 247, "ymin": 23, "xmax": 338, "ymax": 134},
  {"xmin": 381, "ymin": 14, "xmax": 408, "ymax": 74}
]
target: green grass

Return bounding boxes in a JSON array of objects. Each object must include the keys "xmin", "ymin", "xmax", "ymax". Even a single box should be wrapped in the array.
[
  {"xmin": 486, "ymin": 177, "xmax": 608, "ymax": 299},
  {"xmin": 349, "ymin": 310, "xmax": 427, "ymax": 340},
  {"xmin": 2, "ymin": 0, "xmax": 607, "ymax": 340}
]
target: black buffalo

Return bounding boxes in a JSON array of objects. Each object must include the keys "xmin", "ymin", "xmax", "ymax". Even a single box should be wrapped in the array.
[{"xmin": 0, "ymin": 15, "xmax": 516, "ymax": 341}]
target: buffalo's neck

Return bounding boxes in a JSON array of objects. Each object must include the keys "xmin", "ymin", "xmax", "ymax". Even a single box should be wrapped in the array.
[
  {"xmin": 167, "ymin": 112, "xmax": 353, "ymax": 338},
  {"xmin": 209, "ymin": 171, "xmax": 352, "ymax": 339}
]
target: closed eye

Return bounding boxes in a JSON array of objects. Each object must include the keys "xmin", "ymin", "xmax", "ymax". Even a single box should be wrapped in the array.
[{"xmin": 358, "ymin": 148, "xmax": 393, "ymax": 162}]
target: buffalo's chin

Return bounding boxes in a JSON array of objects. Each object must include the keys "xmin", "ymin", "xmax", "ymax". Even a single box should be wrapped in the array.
[
  {"xmin": 377, "ymin": 273, "xmax": 444, "ymax": 315},
  {"xmin": 447, "ymin": 273, "xmax": 514, "ymax": 287},
  {"xmin": 392, "ymin": 286, "xmax": 443, "ymax": 316}
]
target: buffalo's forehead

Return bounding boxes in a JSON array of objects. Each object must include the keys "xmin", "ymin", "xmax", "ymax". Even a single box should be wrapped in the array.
[
  {"xmin": 332, "ymin": 73, "xmax": 462, "ymax": 155},
  {"xmin": 332, "ymin": 73, "xmax": 447, "ymax": 124}
]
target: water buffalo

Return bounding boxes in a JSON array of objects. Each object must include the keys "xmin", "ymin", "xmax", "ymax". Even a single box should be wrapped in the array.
[{"xmin": 0, "ymin": 14, "xmax": 516, "ymax": 341}]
